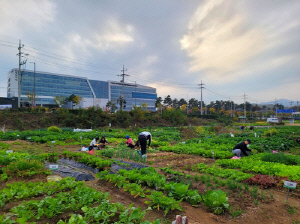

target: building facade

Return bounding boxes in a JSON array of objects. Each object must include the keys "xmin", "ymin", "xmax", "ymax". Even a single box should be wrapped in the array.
[
  {"xmin": 7, "ymin": 69, "xmax": 157, "ymax": 111},
  {"xmin": 109, "ymin": 81, "xmax": 157, "ymax": 111}
]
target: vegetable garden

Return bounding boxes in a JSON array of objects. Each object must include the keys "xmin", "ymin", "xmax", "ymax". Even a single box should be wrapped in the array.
[{"xmin": 0, "ymin": 125, "xmax": 300, "ymax": 223}]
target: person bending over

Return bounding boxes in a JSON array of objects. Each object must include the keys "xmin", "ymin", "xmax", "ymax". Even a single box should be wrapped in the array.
[
  {"xmin": 232, "ymin": 139, "xmax": 253, "ymax": 157},
  {"xmin": 138, "ymin": 131, "xmax": 152, "ymax": 156}
]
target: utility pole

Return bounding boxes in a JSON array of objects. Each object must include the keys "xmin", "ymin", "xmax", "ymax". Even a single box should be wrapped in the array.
[
  {"xmin": 230, "ymin": 97, "xmax": 233, "ymax": 118},
  {"xmin": 117, "ymin": 65, "xmax": 129, "ymax": 110},
  {"xmin": 297, "ymin": 101, "xmax": 299, "ymax": 112},
  {"xmin": 243, "ymin": 93, "xmax": 247, "ymax": 124},
  {"xmin": 17, "ymin": 40, "xmax": 24, "ymax": 108},
  {"xmin": 234, "ymin": 103, "xmax": 236, "ymax": 117},
  {"xmin": 17, "ymin": 40, "xmax": 28, "ymax": 108},
  {"xmin": 275, "ymin": 98, "xmax": 277, "ymax": 117},
  {"xmin": 290, "ymin": 101, "xmax": 293, "ymax": 109},
  {"xmin": 134, "ymin": 81, "xmax": 137, "ymax": 107},
  {"xmin": 30, "ymin": 62, "xmax": 36, "ymax": 107},
  {"xmin": 198, "ymin": 80, "xmax": 205, "ymax": 115}
]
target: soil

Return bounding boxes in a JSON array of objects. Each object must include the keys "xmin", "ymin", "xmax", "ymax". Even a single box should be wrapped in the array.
[
  {"xmin": 147, "ymin": 151, "xmax": 216, "ymax": 168},
  {"xmin": 285, "ymin": 123, "xmax": 300, "ymax": 126},
  {"xmin": 1, "ymin": 143, "xmax": 300, "ymax": 224}
]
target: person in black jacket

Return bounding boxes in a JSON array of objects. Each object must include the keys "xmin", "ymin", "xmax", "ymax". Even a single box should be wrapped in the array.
[
  {"xmin": 99, "ymin": 136, "xmax": 108, "ymax": 149},
  {"xmin": 232, "ymin": 139, "xmax": 253, "ymax": 157},
  {"xmin": 138, "ymin": 131, "xmax": 152, "ymax": 156}
]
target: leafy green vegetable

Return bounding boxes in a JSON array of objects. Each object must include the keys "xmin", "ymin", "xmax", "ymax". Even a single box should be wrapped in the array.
[{"xmin": 202, "ymin": 190, "xmax": 229, "ymax": 214}]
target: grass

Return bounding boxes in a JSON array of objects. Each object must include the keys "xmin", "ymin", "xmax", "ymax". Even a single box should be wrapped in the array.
[
  {"xmin": 287, "ymin": 205, "xmax": 296, "ymax": 215},
  {"xmin": 291, "ymin": 221, "xmax": 300, "ymax": 224},
  {"xmin": 250, "ymin": 187, "xmax": 259, "ymax": 199},
  {"xmin": 230, "ymin": 209, "xmax": 243, "ymax": 218},
  {"xmin": 261, "ymin": 191, "xmax": 266, "ymax": 201}
]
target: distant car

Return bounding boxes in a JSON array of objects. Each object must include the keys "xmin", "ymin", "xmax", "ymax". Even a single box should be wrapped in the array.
[{"xmin": 267, "ymin": 118, "xmax": 279, "ymax": 123}]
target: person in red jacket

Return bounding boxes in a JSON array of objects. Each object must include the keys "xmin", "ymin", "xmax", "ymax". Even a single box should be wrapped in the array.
[
  {"xmin": 88, "ymin": 146, "xmax": 94, "ymax": 155},
  {"xmin": 125, "ymin": 135, "xmax": 135, "ymax": 149}
]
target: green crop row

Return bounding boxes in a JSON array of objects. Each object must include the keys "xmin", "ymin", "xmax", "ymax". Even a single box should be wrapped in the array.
[
  {"xmin": 0, "ymin": 181, "xmax": 158, "ymax": 224},
  {"xmin": 1, "ymin": 152, "xmax": 52, "ymax": 181},
  {"xmin": 113, "ymin": 167, "xmax": 229, "ymax": 214},
  {"xmin": 216, "ymin": 156, "xmax": 300, "ymax": 180},
  {"xmin": 0, "ymin": 177, "xmax": 81, "ymax": 207},
  {"xmin": 117, "ymin": 167, "xmax": 202, "ymax": 206},
  {"xmin": 62, "ymin": 151, "xmax": 112, "ymax": 170},
  {"xmin": 195, "ymin": 163, "xmax": 254, "ymax": 182},
  {"xmin": 159, "ymin": 143, "xmax": 233, "ymax": 159},
  {"xmin": 57, "ymin": 204, "xmax": 161, "ymax": 224},
  {"xmin": 97, "ymin": 169, "xmax": 183, "ymax": 216},
  {"xmin": 0, "ymin": 127, "xmax": 181, "ymax": 144},
  {"xmin": 2, "ymin": 184, "xmax": 109, "ymax": 222}
]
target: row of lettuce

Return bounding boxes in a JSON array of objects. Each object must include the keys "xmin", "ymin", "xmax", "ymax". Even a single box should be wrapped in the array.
[
  {"xmin": 0, "ymin": 178, "xmax": 160, "ymax": 224},
  {"xmin": 97, "ymin": 167, "xmax": 229, "ymax": 215}
]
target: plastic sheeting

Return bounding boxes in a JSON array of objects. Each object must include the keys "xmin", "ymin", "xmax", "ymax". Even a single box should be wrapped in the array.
[
  {"xmin": 113, "ymin": 159, "xmax": 148, "ymax": 171},
  {"xmin": 45, "ymin": 160, "xmax": 95, "ymax": 181},
  {"xmin": 58, "ymin": 158, "xmax": 99, "ymax": 174}
]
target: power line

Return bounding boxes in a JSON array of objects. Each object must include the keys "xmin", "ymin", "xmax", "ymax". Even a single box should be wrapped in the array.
[
  {"xmin": 24, "ymin": 46, "xmax": 120, "ymax": 71},
  {"xmin": 0, "ymin": 40, "xmax": 19, "ymax": 45},
  {"xmin": 23, "ymin": 43, "xmax": 123, "ymax": 68}
]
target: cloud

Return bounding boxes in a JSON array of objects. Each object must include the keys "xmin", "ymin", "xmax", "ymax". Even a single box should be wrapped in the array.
[
  {"xmin": 53, "ymin": 18, "xmax": 136, "ymax": 64},
  {"xmin": 180, "ymin": 0, "xmax": 300, "ymax": 83},
  {"xmin": 0, "ymin": 0, "xmax": 56, "ymax": 36},
  {"xmin": 93, "ymin": 20, "xmax": 135, "ymax": 50},
  {"xmin": 67, "ymin": 19, "xmax": 135, "ymax": 52},
  {"xmin": 180, "ymin": 0, "xmax": 266, "ymax": 79}
]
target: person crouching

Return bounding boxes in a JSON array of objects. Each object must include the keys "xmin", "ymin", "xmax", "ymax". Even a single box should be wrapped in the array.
[
  {"xmin": 125, "ymin": 135, "xmax": 135, "ymax": 149},
  {"xmin": 232, "ymin": 139, "xmax": 253, "ymax": 157}
]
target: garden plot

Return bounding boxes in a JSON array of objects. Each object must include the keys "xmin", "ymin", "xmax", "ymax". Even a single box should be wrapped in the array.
[
  {"xmin": 146, "ymin": 151, "xmax": 216, "ymax": 169},
  {"xmin": 1, "ymin": 126, "xmax": 300, "ymax": 223}
]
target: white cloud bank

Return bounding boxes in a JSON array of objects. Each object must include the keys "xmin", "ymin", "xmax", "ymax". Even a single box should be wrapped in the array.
[
  {"xmin": 180, "ymin": 0, "xmax": 300, "ymax": 83},
  {"xmin": 0, "ymin": 0, "xmax": 56, "ymax": 36}
]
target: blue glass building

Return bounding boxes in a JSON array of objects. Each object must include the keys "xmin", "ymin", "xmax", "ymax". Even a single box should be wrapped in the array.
[
  {"xmin": 109, "ymin": 81, "xmax": 157, "ymax": 111},
  {"xmin": 7, "ymin": 69, "xmax": 157, "ymax": 110}
]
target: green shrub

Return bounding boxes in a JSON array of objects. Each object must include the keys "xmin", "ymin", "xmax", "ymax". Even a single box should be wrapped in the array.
[
  {"xmin": 99, "ymin": 148, "xmax": 115, "ymax": 158},
  {"xmin": 6, "ymin": 159, "xmax": 45, "ymax": 172},
  {"xmin": 196, "ymin": 126, "xmax": 205, "ymax": 134},
  {"xmin": 47, "ymin": 126, "xmax": 62, "ymax": 132},
  {"xmin": 263, "ymin": 128, "xmax": 278, "ymax": 137}
]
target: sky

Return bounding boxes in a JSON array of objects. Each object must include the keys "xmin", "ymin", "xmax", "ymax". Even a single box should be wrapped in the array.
[{"xmin": 0, "ymin": 0, "xmax": 299, "ymax": 105}]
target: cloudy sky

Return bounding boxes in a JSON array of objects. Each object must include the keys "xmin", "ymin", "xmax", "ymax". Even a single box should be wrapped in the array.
[{"xmin": 0, "ymin": 0, "xmax": 299, "ymax": 104}]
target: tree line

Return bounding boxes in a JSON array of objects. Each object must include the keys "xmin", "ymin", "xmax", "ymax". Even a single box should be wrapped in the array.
[{"xmin": 156, "ymin": 95, "xmax": 285, "ymax": 112}]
